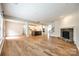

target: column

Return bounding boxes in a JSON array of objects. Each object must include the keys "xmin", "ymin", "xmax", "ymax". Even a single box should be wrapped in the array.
[{"xmin": 24, "ymin": 22, "xmax": 29, "ymax": 37}]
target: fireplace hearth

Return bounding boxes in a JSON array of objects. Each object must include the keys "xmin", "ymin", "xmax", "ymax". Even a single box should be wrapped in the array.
[{"xmin": 61, "ymin": 28, "xmax": 73, "ymax": 43}]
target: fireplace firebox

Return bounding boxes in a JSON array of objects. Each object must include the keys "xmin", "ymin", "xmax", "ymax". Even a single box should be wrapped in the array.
[{"xmin": 61, "ymin": 28, "xmax": 73, "ymax": 42}]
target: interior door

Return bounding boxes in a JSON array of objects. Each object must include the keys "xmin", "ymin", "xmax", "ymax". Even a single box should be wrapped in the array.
[
  {"xmin": 0, "ymin": 13, "xmax": 4, "ymax": 45},
  {"xmin": 0, "ymin": 4, "xmax": 4, "ymax": 54}
]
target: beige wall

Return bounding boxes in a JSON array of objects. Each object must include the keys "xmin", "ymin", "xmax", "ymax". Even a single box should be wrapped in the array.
[{"xmin": 5, "ymin": 20, "xmax": 24, "ymax": 36}]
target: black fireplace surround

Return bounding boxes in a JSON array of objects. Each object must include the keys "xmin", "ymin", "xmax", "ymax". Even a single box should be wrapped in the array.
[{"xmin": 61, "ymin": 28, "xmax": 73, "ymax": 42}]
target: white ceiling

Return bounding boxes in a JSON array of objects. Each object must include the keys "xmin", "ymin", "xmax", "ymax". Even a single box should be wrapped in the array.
[{"xmin": 2, "ymin": 3, "xmax": 79, "ymax": 24}]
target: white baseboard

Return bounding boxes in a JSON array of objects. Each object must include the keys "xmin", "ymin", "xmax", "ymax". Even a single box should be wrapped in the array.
[{"xmin": 0, "ymin": 39, "xmax": 5, "ymax": 55}]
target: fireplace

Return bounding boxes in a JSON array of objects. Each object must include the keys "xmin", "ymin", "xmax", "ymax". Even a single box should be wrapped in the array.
[
  {"xmin": 61, "ymin": 28, "xmax": 73, "ymax": 42},
  {"xmin": 62, "ymin": 31, "xmax": 70, "ymax": 39}
]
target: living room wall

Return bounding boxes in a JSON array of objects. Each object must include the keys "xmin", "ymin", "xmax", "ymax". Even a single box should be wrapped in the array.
[
  {"xmin": 5, "ymin": 19, "xmax": 24, "ymax": 37},
  {"xmin": 50, "ymin": 12, "xmax": 79, "ymax": 49}
]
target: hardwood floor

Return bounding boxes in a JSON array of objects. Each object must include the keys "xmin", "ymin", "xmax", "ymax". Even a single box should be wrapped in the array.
[{"xmin": 1, "ymin": 35, "xmax": 79, "ymax": 56}]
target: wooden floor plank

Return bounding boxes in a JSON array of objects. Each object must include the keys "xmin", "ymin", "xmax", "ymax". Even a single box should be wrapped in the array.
[{"xmin": 1, "ymin": 35, "xmax": 79, "ymax": 56}]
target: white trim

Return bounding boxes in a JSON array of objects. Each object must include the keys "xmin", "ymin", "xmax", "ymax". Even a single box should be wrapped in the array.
[{"xmin": 0, "ymin": 38, "xmax": 5, "ymax": 55}]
